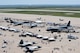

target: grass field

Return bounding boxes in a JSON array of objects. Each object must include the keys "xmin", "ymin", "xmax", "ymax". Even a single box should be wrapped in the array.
[
  {"xmin": 42, "ymin": 8, "xmax": 80, "ymax": 11},
  {"xmin": 5, "ymin": 11, "xmax": 80, "ymax": 17}
]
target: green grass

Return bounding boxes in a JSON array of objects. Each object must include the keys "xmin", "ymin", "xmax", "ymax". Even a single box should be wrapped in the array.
[{"xmin": 5, "ymin": 11, "xmax": 80, "ymax": 17}]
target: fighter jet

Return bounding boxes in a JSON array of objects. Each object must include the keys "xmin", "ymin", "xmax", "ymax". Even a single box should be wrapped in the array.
[
  {"xmin": 46, "ymin": 21, "xmax": 75, "ymax": 33},
  {"xmin": 19, "ymin": 31, "xmax": 35, "ymax": 37},
  {"xmin": 18, "ymin": 39, "xmax": 36, "ymax": 47},
  {"xmin": 0, "ymin": 26, "xmax": 8, "ymax": 30},
  {"xmin": 24, "ymin": 46, "xmax": 41, "ymax": 53},
  {"xmin": 67, "ymin": 34, "xmax": 78, "ymax": 40},
  {"xmin": 8, "ymin": 28, "xmax": 20, "ymax": 32}
]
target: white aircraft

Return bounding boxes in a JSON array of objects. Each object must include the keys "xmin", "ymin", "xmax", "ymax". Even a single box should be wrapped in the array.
[
  {"xmin": 36, "ymin": 35, "xmax": 43, "ymax": 38},
  {"xmin": 48, "ymin": 38, "xmax": 55, "ymax": 41},
  {"xmin": 42, "ymin": 36, "xmax": 49, "ymax": 40},
  {"xmin": 0, "ymin": 26, "xmax": 8, "ymax": 30},
  {"xmin": 19, "ymin": 31, "xmax": 34, "ymax": 37},
  {"xmin": 24, "ymin": 46, "xmax": 41, "ymax": 53},
  {"xmin": 19, "ymin": 40, "xmax": 36, "ymax": 47},
  {"xmin": 8, "ymin": 28, "xmax": 20, "ymax": 32}
]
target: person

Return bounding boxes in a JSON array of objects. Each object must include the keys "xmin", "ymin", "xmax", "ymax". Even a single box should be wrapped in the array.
[
  {"xmin": 3, "ymin": 50, "xmax": 6, "ymax": 52},
  {"xmin": 41, "ymin": 40, "xmax": 44, "ymax": 44},
  {"xmin": 59, "ymin": 40, "xmax": 61, "ymax": 42},
  {"xmin": 39, "ymin": 29, "xmax": 41, "ymax": 32},
  {"xmin": 52, "ymin": 50, "xmax": 53, "ymax": 53},
  {"xmin": 54, "ymin": 36, "xmax": 57, "ymax": 39},
  {"xmin": 22, "ymin": 26, "xmax": 23, "ymax": 28},
  {"xmin": 12, "ymin": 34, "xmax": 14, "ymax": 36},
  {"xmin": 59, "ymin": 35, "xmax": 61, "ymax": 37}
]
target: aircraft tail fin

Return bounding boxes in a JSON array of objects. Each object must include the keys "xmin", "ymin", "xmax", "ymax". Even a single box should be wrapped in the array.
[
  {"xmin": 67, "ymin": 21, "xmax": 71, "ymax": 26},
  {"xmin": 10, "ymin": 19, "xmax": 14, "ymax": 23},
  {"xmin": 19, "ymin": 39, "xmax": 23, "ymax": 44}
]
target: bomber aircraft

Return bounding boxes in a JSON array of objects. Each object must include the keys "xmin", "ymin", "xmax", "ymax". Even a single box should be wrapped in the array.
[{"xmin": 46, "ymin": 21, "xmax": 76, "ymax": 33}]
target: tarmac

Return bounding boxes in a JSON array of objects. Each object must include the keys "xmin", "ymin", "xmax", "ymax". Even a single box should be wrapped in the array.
[{"xmin": 0, "ymin": 13, "xmax": 80, "ymax": 53}]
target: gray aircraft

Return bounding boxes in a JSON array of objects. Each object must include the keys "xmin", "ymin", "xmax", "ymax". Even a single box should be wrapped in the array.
[
  {"xmin": 8, "ymin": 19, "xmax": 38, "ymax": 28},
  {"xmin": 10, "ymin": 19, "xmax": 30, "ymax": 26},
  {"xmin": 67, "ymin": 34, "xmax": 78, "ymax": 40},
  {"xmin": 4, "ymin": 18, "xmax": 38, "ymax": 28},
  {"xmin": 46, "ymin": 21, "xmax": 76, "ymax": 33},
  {"xmin": 4, "ymin": 18, "xmax": 29, "ymax": 26}
]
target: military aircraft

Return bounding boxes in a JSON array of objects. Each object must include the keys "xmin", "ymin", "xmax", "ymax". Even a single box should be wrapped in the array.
[
  {"xmin": 0, "ymin": 26, "xmax": 8, "ymax": 30},
  {"xmin": 67, "ymin": 34, "xmax": 78, "ymax": 40},
  {"xmin": 4, "ymin": 18, "xmax": 39, "ymax": 28},
  {"xmin": 9, "ymin": 19, "xmax": 38, "ymax": 28},
  {"xmin": 8, "ymin": 28, "xmax": 20, "ymax": 32},
  {"xmin": 46, "ymin": 21, "xmax": 76, "ymax": 33},
  {"xmin": 19, "ymin": 39, "xmax": 41, "ymax": 53},
  {"xmin": 24, "ymin": 46, "xmax": 41, "ymax": 53},
  {"xmin": 19, "ymin": 31, "xmax": 35, "ymax": 37},
  {"xmin": 9, "ymin": 19, "xmax": 26, "ymax": 26},
  {"xmin": 4, "ymin": 18, "xmax": 30, "ymax": 26},
  {"xmin": 18, "ymin": 39, "xmax": 36, "ymax": 47}
]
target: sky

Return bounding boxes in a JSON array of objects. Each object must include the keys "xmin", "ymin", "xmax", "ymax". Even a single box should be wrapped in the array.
[{"xmin": 0, "ymin": 0, "xmax": 80, "ymax": 5}]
